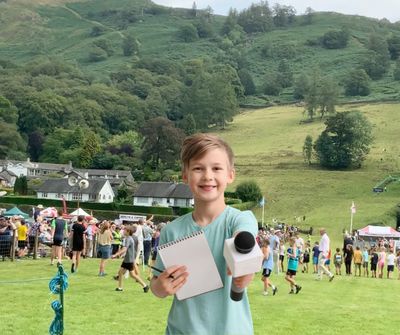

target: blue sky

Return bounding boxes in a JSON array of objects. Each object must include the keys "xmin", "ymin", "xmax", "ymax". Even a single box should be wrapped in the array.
[{"xmin": 153, "ymin": 0, "xmax": 400, "ymax": 22}]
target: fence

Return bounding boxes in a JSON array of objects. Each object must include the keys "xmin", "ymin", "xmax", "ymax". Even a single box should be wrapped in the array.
[{"xmin": 0, "ymin": 228, "xmax": 16, "ymax": 261}]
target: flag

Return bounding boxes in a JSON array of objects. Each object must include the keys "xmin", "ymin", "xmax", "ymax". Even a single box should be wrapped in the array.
[
  {"xmin": 259, "ymin": 196, "xmax": 265, "ymax": 207},
  {"xmin": 351, "ymin": 201, "xmax": 356, "ymax": 214}
]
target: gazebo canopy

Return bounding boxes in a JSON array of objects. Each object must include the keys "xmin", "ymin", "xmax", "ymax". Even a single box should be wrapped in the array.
[
  {"xmin": 358, "ymin": 225, "xmax": 400, "ymax": 238},
  {"xmin": 3, "ymin": 206, "xmax": 30, "ymax": 219},
  {"xmin": 69, "ymin": 208, "xmax": 91, "ymax": 217}
]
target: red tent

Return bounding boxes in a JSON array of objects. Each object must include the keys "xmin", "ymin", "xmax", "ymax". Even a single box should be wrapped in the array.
[{"xmin": 357, "ymin": 225, "xmax": 400, "ymax": 239}]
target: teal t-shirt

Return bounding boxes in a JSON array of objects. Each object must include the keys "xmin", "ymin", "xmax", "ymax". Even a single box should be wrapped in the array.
[{"xmin": 154, "ymin": 206, "xmax": 258, "ymax": 335}]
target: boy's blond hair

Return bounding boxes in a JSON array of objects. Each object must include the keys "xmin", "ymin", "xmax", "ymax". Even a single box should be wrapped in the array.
[{"xmin": 180, "ymin": 133, "xmax": 234, "ymax": 170}]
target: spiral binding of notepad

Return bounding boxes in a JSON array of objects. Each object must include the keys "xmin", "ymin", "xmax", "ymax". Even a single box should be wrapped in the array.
[{"xmin": 157, "ymin": 230, "xmax": 204, "ymax": 250}]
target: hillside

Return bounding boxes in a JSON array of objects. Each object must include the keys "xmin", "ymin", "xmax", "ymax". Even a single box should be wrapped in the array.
[
  {"xmin": 219, "ymin": 102, "xmax": 400, "ymax": 241},
  {"xmin": 1, "ymin": 0, "xmax": 400, "ymax": 102}
]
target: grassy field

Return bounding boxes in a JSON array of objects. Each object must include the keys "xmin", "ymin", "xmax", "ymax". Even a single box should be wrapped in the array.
[
  {"xmin": 219, "ymin": 103, "xmax": 400, "ymax": 244},
  {"xmin": 0, "ymin": 258, "xmax": 399, "ymax": 334}
]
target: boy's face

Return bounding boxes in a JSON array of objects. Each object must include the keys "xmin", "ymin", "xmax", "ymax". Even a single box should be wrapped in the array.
[{"xmin": 182, "ymin": 148, "xmax": 235, "ymax": 205}]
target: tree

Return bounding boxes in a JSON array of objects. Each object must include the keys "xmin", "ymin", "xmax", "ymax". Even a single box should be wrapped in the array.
[
  {"xmin": 344, "ymin": 69, "xmax": 370, "ymax": 96},
  {"xmin": 178, "ymin": 24, "xmax": 199, "ymax": 42},
  {"xmin": 235, "ymin": 181, "xmax": 262, "ymax": 203},
  {"xmin": 276, "ymin": 59, "xmax": 293, "ymax": 88},
  {"xmin": 387, "ymin": 34, "xmax": 400, "ymax": 60},
  {"xmin": 238, "ymin": 68, "xmax": 256, "ymax": 95},
  {"xmin": 303, "ymin": 7, "xmax": 314, "ymax": 25},
  {"xmin": 122, "ymin": 34, "xmax": 140, "ymax": 56},
  {"xmin": 27, "ymin": 131, "xmax": 44, "ymax": 161},
  {"xmin": 179, "ymin": 113, "xmax": 197, "ymax": 135},
  {"xmin": 140, "ymin": 117, "xmax": 185, "ymax": 170},
  {"xmin": 80, "ymin": 131, "xmax": 101, "ymax": 168},
  {"xmin": 393, "ymin": 60, "xmax": 400, "ymax": 80},
  {"xmin": 321, "ymin": 29, "xmax": 349, "ymax": 49},
  {"xmin": 318, "ymin": 78, "xmax": 339, "ymax": 118},
  {"xmin": 88, "ymin": 46, "xmax": 108, "ymax": 62},
  {"xmin": 0, "ymin": 122, "xmax": 26, "ymax": 159},
  {"xmin": 293, "ymin": 73, "xmax": 310, "ymax": 100},
  {"xmin": 303, "ymin": 135, "xmax": 313, "ymax": 164},
  {"xmin": 314, "ymin": 111, "xmax": 373, "ymax": 169}
]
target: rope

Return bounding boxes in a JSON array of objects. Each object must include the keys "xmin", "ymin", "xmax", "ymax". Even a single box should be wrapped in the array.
[
  {"xmin": 49, "ymin": 301, "xmax": 63, "ymax": 335},
  {"xmin": 48, "ymin": 272, "xmax": 69, "ymax": 294},
  {"xmin": 49, "ymin": 264, "xmax": 68, "ymax": 335}
]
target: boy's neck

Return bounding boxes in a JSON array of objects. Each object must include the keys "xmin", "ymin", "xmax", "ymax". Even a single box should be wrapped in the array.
[{"xmin": 192, "ymin": 201, "xmax": 227, "ymax": 227}]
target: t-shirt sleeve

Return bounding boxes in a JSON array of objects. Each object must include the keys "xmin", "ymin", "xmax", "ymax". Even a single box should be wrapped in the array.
[
  {"xmin": 231, "ymin": 210, "xmax": 258, "ymax": 237},
  {"xmin": 51, "ymin": 220, "xmax": 56, "ymax": 229}
]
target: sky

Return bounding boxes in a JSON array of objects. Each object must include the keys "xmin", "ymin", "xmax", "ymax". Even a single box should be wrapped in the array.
[{"xmin": 153, "ymin": 0, "xmax": 400, "ymax": 22}]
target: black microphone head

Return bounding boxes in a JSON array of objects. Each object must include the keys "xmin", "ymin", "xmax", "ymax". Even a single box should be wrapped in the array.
[{"xmin": 234, "ymin": 231, "xmax": 255, "ymax": 254}]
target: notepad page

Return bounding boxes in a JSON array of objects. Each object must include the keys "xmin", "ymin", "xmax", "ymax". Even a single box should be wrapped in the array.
[{"xmin": 158, "ymin": 231, "xmax": 223, "ymax": 300}]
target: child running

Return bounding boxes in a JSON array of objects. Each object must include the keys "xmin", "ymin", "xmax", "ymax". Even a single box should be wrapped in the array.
[
  {"xmin": 285, "ymin": 237, "xmax": 301, "ymax": 294},
  {"xmin": 261, "ymin": 239, "xmax": 278, "ymax": 296},
  {"xmin": 111, "ymin": 225, "xmax": 149, "ymax": 293}
]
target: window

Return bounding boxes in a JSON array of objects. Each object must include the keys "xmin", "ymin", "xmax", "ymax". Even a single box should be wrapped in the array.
[
  {"xmin": 56, "ymin": 193, "xmax": 62, "ymax": 199},
  {"xmin": 89, "ymin": 194, "xmax": 97, "ymax": 201},
  {"xmin": 72, "ymin": 193, "xmax": 82, "ymax": 200},
  {"xmin": 136, "ymin": 197, "xmax": 149, "ymax": 204},
  {"xmin": 42, "ymin": 192, "xmax": 48, "ymax": 198}
]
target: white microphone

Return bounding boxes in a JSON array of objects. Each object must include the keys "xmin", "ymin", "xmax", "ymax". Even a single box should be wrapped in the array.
[{"xmin": 223, "ymin": 231, "xmax": 263, "ymax": 301}]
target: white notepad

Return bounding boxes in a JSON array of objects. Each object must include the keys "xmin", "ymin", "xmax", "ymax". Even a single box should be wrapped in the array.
[{"xmin": 157, "ymin": 230, "xmax": 223, "ymax": 300}]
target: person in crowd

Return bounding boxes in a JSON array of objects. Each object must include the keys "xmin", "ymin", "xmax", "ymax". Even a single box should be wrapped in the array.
[
  {"xmin": 269, "ymin": 229, "xmax": 280, "ymax": 274},
  {"xmin": 362, "ymin": 247, "xmax": 369, "ymax": 277},
  {"xmin": 317, "ymin": 228, "xmax": 334, "ymax": 281},
  {"xmin": 279, "ymin": 240, "xmax": 285, "ymax": 273},
  {"xmin": 370, "ymin": 246, "xmax": 378, "ymax": 278},
  {"xmin": 312, "ymin": 241, "xmax": 320, "ymax": 273},
  {"xmin": 261, "ymin": 239, "xmax": 278, "ymax": 296},
  {"xmin": 142, "ymin": 216, "xmax": 154, "ymax": 266},
  {"xmin": 50, "ymin": 210, "xmax": 68, "ymax": 265},
  {"xmin": 33, "ymin": 204, "xmax": 43, "ymax": 221},
  {"xmin": 70, "ymin": 215, "xmax": 86, "ymax": 273},
  {"xmin": 85, "ymin": 220, "xmax": 96, "ymax": 258},
  {"xmin": 386, "ymin": 249, "xmax": 395, "ymax": 279},
  {"xmin": 377, "ymin": 246, "xmax": 386, "ymax": 279},
  {"xmin": 302, "ymin": 241, "xmax": 310, "ymax": 273},
  {"xmin": 344, "ymin": 244, "xmax": 353, "ymax": 275},
  {"xmin": 0, "ymin": 217, "xmax": 16, "ymax": 260},
  {"xmin": 111, "ymin": 224, "xmax": 122, "ymax": 256},
  {"xmin": 27, "ymin": 216, "xmax": 43, "ymax": 256},
  {"xmin": 97, "ymin": 221, "xmax": 113, "ymax": 276},
  {"xmin": 396, "ymin": 250, "xmax": 400, "ymax": 280},
  {"xmin": 111, "ymin": 225, "xmax": 149, "ymax": 293},
  {"xmin": 285, "ymin": 237, "xmax": 301, "ymax": 294},
  {"xmin": 353, "ymin": 246, "xmax": 363, "ymax": 277},
  {"xmin": 150, "ymin": 133, "xmax": 258, "ymax": 334},
  {"xmin": 17, "ymin": 219, "xmax": 28, "ymax": 259},
  {"xmin": 147, "ymin": 222, "xmax": 165, "ymax": 281},
  {"xmin": 134, "ymin": 219, "xmax": 144, "ymax": 266},
  {"xmin": 334, "ymin": 248, "xmax": 342, "ymax": 275}
]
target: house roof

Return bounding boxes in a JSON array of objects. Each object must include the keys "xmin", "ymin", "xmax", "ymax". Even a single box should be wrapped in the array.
[
  {"xmin": 37, "ymin": 178, "xmax": 111, "ymax": 195},
  {"xmin": 0, "ymin": 170, "xmax": 17, "ymax": 181},
  {"xmin": 134, "ymin": 182, "xmax": 192, "ymax": 199}
]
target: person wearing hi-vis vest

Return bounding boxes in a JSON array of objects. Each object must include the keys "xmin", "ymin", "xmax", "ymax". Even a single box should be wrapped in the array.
[{"xmin": 111, "ymin": 224, "xmax": 122, "ymax": 256}]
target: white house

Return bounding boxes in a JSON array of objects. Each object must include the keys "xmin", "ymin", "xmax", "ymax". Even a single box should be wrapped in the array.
[
  {"xmin": 37, "ymin": 178, "xmax": 115, "ymax": 203},
  {"xmin": 133, "ymin": 182, "xmax": 193, "ymax": 208}
]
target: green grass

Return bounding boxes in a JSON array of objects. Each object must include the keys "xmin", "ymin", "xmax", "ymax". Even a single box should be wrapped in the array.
[
  {"xmin": 218, "ymin": 103, "xmax": 400, "ymax": 244},
  {"xmin": 0, "ymin": 258, "xmax": 399, "ymax": 334}
]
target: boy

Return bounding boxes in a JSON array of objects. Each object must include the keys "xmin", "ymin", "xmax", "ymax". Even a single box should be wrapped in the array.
[
  {"xmin": 334, "ymin": 248, "xmax": 342, "ymax": 275},
  {"xmin": 362, "ymin": 247, "xmax": 369, "ymax": 277},
  {"xmin": 387, "ymin": 249, "xmax": 395, "ymax": 279},
  {"xmin": 285, "ymin": 237, "xmax": 302, "ymax": 294},
  {"xmin": 353, "ymin": 246, "xmax": 363, "ymax": 277},
  {"xmin": 370, "ymin": 246, "xmax": 378, "ymax": 278},
  {"xmin": 150, "ymin": 133, "xmax": 258, "ymax": 335},
  {"xmin": 112, "ymin": 225, "xmax": 149, "ymax": 292}
]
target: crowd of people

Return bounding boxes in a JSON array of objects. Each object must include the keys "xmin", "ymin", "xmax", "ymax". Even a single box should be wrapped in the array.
[
  {"xmin": 0, "ymin": 206, "xmax": 169, "ymax": 292},
  {"xmin": 256, "ymin": 226, "xmax": 400, "ymax": 296}
]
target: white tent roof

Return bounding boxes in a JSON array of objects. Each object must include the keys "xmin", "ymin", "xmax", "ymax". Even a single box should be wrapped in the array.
[
  {"xmin": 69, "ymin": 208, "xmax": 91, "ymax": 217},
  {"xmin": 358, "ymin": 225, "xmax": 400, "ymax": 238}
]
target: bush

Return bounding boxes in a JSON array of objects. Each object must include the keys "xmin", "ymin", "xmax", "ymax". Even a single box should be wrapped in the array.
[
  {"xmin": 178, "ymin": 24, "xmax": 199, "ymax": 42},
  {"xmin": 235, "ymin": 181, "xmax": 262, "ymax": 203},
  {"xmin": 88, "ymin": 46, "xmax": 108, "ymax": 62},
  {"xmin": 225, "ymin": 198, "xmax": 242, "ymax": 205}
]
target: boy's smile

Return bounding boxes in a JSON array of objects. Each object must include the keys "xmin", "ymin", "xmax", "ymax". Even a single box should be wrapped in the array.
[{"xmin": 183, "ymin": 148, "xmax": 235, "ymax": 205}]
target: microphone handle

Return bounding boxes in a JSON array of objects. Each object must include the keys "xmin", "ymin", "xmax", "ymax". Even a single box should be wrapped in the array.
[{"xmin": 230, "ymin": 280, "xmax": 244, "ymax": 301}]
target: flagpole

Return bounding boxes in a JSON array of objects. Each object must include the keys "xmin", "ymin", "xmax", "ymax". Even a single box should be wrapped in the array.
[
  {"xmin": 262, "ymin": 199, "xmax": 265, "ymax": 227},
  {"xmin": 350, "ymin": 211, "xmax": 354, "ymax": 235}
]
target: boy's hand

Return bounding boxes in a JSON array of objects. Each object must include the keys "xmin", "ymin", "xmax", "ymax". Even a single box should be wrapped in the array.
[
  {"xmin": 227, "ymin": 268, "xmax": 255, "ymax": 289},
  {"xmin": 150, "ymin": 265, "xmax": 188, "ymax": 298}
]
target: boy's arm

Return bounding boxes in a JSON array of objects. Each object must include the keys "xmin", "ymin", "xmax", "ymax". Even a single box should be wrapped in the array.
[
  {"xmin": 150, "ymin": 265, "xmax": 188, "ymax": 298},
  {"xmin": 111, "ymin": 246, "xmax": 127, "ymax": 258}
]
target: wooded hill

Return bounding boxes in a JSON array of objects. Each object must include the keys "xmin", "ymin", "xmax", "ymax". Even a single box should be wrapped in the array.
[{"xmin": 0, "ymin": 0, "xmax": 400, "ymax": 177}]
